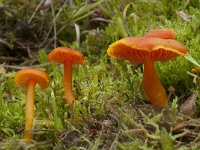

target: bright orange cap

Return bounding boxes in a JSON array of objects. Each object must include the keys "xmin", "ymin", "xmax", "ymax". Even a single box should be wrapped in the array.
[
  {"xmin": 14, "ymin": 68, "xmax": 49, "ymax": 89},
  {"xmin": 144, "ymin": 28, "xmax": 176, "ymax": 39},
  {"xmin": 107, "ymin": 37, "xmax": 189, "ymax": 63},
  {"xmin": 48, "ymin": 47, "xmax": 86, "ymax": 64}
]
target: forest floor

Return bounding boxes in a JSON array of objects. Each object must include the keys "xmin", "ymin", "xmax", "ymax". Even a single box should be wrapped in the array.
[{"xmin": 0, "ymin": 0, "xmax": 200, "ymax": 149}]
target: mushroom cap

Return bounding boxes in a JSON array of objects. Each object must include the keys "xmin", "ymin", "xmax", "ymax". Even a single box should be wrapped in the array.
[
  {"xmin": 144, "ymin": 28, "xmax": 176, "ymax": 39},
  {"xmin": 14, "ymin": 68, "xmax": 49, "ymax": 89},
  {"xmin": 107, "ymin": 37, "xmax": 189, "ymax": 64},
  {"xmin": 48, "ymin": 47, "xmax": 86, "ymax": 64}
]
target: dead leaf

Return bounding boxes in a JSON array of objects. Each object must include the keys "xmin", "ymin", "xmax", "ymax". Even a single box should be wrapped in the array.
[
  {"xmin": 177, "ymin": 11, "xmax": 192, "ymax": 22},
  {"xmin": 180, "ymin": 92, "xmax": 198, "ymax": 116}
]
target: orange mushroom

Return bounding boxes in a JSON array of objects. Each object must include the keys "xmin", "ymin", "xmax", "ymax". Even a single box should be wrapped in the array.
[
  {"xmin": 14, "ymin": 68, "xmax": 49, "ymax": 142},
  {"xmin": 107, "ymin": 37, "xmax": 189, "ymax": 108},
  {"xmin": 48, "ymin": 47, "xmax": 86, "ymax": 105},
  {"xmin": 144, "ymin": 28, "xmax": 176, "ymax": 39}
]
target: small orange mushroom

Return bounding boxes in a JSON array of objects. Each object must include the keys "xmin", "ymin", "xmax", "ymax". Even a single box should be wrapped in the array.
[
  {"xmin": 144, "ymin": 28, "xmax": 176, "ymax": 39},
  {"xmin": 48, "ymin": 47, "xmax": 86, "ymax": 105},
  {"xmin": 107, "ymin": 37, "xmax": 189, "ymax": 108},
  {"xmin": 14, "ymin": 68, "xmax": 49, "ymax": 142}
]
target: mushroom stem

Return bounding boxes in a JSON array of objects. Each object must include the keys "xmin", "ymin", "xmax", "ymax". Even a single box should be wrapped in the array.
[
  {"xmin": 24, "ymin": 78, "xmax": 36, "ymax": 142},
  {"xmin": 64, "ymin": 61, "xmax": 75, "ymax": 105},
  {"xmin": 142, "ymin": 60, "xmax": 168, "ymax": 108}
]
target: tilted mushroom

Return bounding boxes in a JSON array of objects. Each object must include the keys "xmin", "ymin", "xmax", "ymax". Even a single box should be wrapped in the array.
[
  {"xmin": 144, "ymin": 28, "xmax": 176, "ymax": 39},
  {"xmin": 48, "ymin": 47, "xmax": 86, "ymax": 105},
  {"xmin": 107, "ymin": 37, "xmax": 189, "ymax": 108},
  {"xmin": 14, "ymin": 68, "xmax": 49, "ymax": 142}
]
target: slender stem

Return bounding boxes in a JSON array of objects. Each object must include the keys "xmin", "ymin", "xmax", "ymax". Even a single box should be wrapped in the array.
[
  {"xmin": 142, "ymin": 60, "xmax": 168, "ymax": 108},
  {"xmin": 23, "ymin": 79, "xmax": 36, "ymax": 142},
  {"xmin": 63, "ymin": 61, "xmax": 75, "ymax": 105}
]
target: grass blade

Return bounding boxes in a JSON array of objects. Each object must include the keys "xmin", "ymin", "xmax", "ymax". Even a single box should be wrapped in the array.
[
  {"xmin": 184, "ymin": 55, "xmax": 200, "ymax": 67},
  {"xmin": 72, "ymin": 0, "xmax": 105, "ymax": 19}
]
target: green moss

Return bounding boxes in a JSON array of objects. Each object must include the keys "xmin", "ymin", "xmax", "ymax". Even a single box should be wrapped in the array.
[{"xmin": 0, "ymin": 0, "xmax": 200, "ymax": 149}]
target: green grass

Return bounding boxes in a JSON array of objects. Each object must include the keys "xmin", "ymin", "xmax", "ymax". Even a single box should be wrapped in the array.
[{"xmin": 0, "ymin": 0, "xmax": 200, "ymax": 149}]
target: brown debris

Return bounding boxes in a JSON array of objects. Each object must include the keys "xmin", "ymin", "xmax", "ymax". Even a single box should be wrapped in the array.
[
  {"xmin": 168, "ymin": 85, "xmax": 175, "ymax": 100},
  {"xmin": 172, "ymin": 119, "xmax": 200, "ymax": 143},
  {"xmin": 173, "ymin": 119, "xmax": 200, "ymax": 132},
  {"xmin": 0, "ymin": 56, "xmax": 21, "ymax": 62},
  {"xmin": 179, "ymin": 92, "xmax": 198, "ymax": 116}
]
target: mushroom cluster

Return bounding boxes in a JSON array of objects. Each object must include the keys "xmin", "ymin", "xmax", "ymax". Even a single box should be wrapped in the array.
[
  {"xmin": 14, "ymin": 47, "xmax": 85, "ymax": 142},
  {"xmin": 13, "ymin": 28, "xmax": 189, "ymax": 143},
  {"xmin": 107, "ymin": 28, "xmax": 189, "ymax": 108}
]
